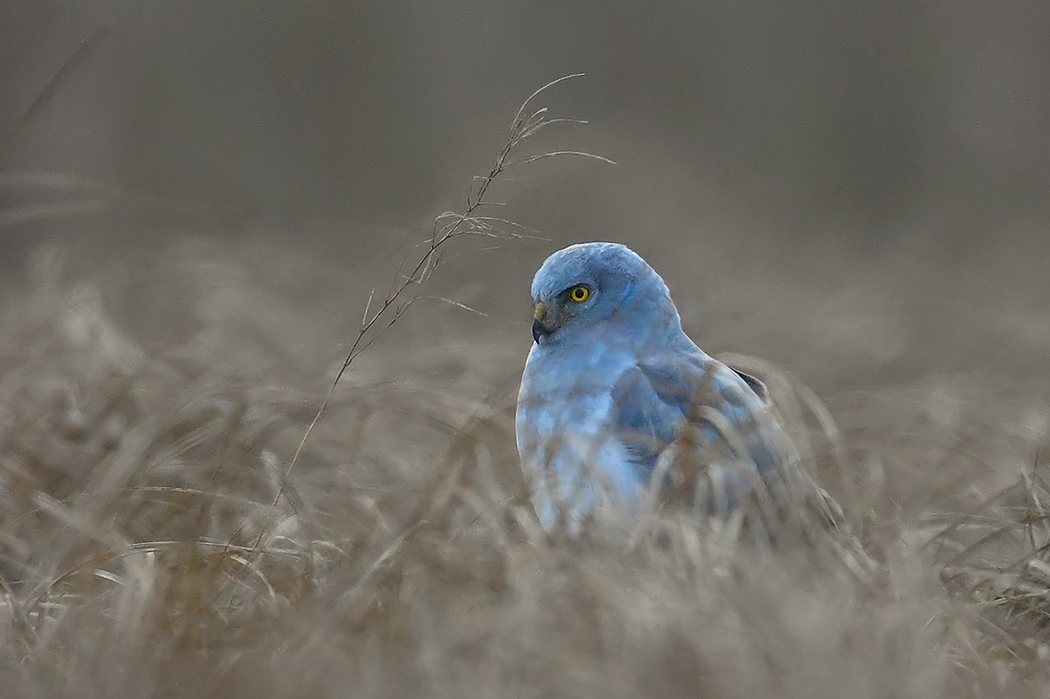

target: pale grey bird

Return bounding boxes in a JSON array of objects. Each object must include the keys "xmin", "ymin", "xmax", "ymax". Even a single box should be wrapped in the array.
[{"xmin": 515, "ymin": 242, "xmax": 871, "ymax": 575}]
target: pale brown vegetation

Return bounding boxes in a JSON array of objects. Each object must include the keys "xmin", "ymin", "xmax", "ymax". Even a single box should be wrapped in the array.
[{"xmin": 1, "ymin": 82, "xmax": 1049, "ymax": 699}]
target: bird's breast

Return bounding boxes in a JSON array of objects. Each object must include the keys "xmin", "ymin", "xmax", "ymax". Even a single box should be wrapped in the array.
[{"xmin": 516, "ymin": 343, "xmax": 650, "ymax": 528}]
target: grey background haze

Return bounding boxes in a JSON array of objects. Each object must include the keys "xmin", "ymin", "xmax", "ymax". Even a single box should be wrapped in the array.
[
  {"xmin": 4, "ymin": 8, "xmax": 1050, "ymax": 696},
  {"xmin": 2, "ymin": 0, "xmax": 1049, "ymax": 391}
]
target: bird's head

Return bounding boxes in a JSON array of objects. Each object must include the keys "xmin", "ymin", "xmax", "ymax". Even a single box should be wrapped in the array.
[{"xmin": 529, "ymin": 242, "xmax": 681, "ymax": 346}]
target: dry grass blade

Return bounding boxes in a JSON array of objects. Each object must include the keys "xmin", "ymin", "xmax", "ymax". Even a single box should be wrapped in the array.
[
  {"xmin": 504, "ymin": 150, "xmax": 617, "ymax": 168},
  {"xmin": 1, "ymin": 28, "xmax": 109, "ymax": 161},
  {"xmin": 269, "ymin": 75, "xmax": 613, "ymax": 521}
]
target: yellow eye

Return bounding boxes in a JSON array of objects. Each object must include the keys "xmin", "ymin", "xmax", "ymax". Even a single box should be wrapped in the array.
[{"xmin": 569, "ymin": 285, "xmax": 591, "ymax": 303}]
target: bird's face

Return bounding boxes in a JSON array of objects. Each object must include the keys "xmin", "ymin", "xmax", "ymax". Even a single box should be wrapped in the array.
[
  {"xmin": 531, "ymin": 280, "xmax": 602, "ymax": 343},
  {"xmin": 529, "ymin": 242, "xmax": 675, "ymax": 347}
]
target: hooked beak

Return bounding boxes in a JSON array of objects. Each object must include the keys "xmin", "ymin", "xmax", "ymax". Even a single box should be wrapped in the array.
[{"xmin": 532, "ymin": 301, "xmax": 552, "ymax": 343}]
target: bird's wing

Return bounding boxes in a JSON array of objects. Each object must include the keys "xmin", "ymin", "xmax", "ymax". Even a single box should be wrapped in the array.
[
  {"xmin": 610, "ymin": 349, "xmax": 815, "ymax": 520},
  {"xmin": 609, "ymin": 354, "xmax": 694, "ymax": 472},
  {"xmin": 609, "ymin": 351, "xmax": 781, "ymax": 472},
  {"xmin": 611, "ymin": 351, "xmax": 876, "ymax": 580}
]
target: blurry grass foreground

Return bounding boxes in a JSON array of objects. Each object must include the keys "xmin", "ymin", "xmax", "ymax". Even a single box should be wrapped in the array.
[{"xmin": 6, "ymin": 263, "xmax": 1050, "ymax": 698}]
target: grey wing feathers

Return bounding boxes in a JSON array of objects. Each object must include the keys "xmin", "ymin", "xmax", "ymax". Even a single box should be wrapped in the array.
[
  {"xmin": 609, "ymin": 364, "xmax": 688, "ymax": 472},
  {"xmin": 621, "ymin": 355, "xmax": 877, "ymax": 581}
]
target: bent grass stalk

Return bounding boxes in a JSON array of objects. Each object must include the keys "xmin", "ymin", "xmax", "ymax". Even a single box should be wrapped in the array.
[{"xmin": 263, "ymin": 75, "xmax": 615, "ymax": 546}]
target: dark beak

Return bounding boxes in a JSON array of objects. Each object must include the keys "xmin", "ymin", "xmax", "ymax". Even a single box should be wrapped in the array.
[
  {"xmin": 532, "ymin": 300, "xmax": 553, "ymax": 343},
  {"xmin": 532, "ymin": 318, "xmax": 549, "ymax": 343}
]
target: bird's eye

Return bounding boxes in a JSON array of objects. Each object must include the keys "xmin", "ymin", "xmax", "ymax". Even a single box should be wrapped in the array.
[{"xmin": 568, "ymin": 285, "xmax": 591, "ymax": 303}]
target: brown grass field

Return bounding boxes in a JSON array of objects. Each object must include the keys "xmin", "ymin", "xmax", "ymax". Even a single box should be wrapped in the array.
[
  {"xmin": 3, "ymin": 119, "xmax": 1050, "ymax": 697},
  {"xmin": 2, "ymin": 5, "xmax": 1050, "ymax": 693}
]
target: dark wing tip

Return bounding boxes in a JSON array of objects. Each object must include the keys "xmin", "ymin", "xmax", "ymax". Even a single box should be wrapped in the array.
[{"xmin": 731, "ymin": 368, "xmax": 771, "ymax": 405}]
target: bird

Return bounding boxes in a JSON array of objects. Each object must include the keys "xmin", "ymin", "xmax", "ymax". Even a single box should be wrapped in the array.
[{"xmin": 515, "ymin": 242, "xmax": 872, "ymax": 575}]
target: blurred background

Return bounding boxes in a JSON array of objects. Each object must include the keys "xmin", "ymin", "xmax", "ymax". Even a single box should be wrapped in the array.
[
  {"xmin": 3, "ymin": 5, "xmax": 1050, "ymax": 695},
  {"xmin": 2, "ymin": 0, "xmax": 1049, "ymax": 393}
]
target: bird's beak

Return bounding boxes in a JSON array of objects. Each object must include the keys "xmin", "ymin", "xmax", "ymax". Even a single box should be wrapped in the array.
[{"xmin": 532, "ymin": 301, "xmax": 552, "ymax": 343}]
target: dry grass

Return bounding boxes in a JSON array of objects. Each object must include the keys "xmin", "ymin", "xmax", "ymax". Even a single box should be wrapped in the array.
[{"xmin": 2, "ymin": 89, "xmax": 1050, "ymax": 698}]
